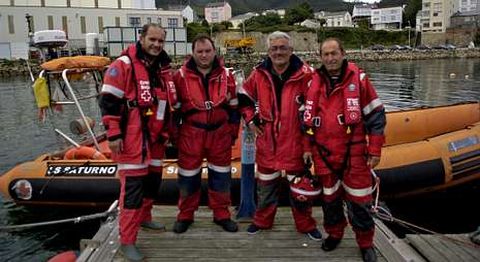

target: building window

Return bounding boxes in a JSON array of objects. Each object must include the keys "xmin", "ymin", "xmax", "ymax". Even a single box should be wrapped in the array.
[
  {"xmin": 10, "ymin": 0, "xmax": 14, "ymax": 6},
  {"xmin": 391, "ymin": 15, "xmax": 396, "ymax": 20},
  {"xmin": 117, "ymin": 0, "xmax": 121, "ymax": 9},
  {"xmin": 48, "ymin": 15, "xmax": 54, "ymax": 30},
  {"xmin": 62, "ymin": 16, "xmax": 68, "ymax": 36},
  {"xmin": 115, "ymin": 17, "xmax": 121, "ymax": 27},
  {"xmin": 95, "ymin": 0, "xmax": 99, "ymax": 8},
  {"xmin": 147, "ymin": 17, "xmax": 152, "ymax": 24},
  {"xmin": 29, "ymin": 16, "xmax": 35, "ymax": 32},
  {"xmin": 433, "ymin": 12, "xmax": 438, "ymax": 16},
  {"xmin": 433, "ymin": 22, "xmax": 442, "ymax": 27},
  {"xmin": 41, "ymin": 0, "xmax": 45, "ymax": 7},
  {"xmin": 129, "ymin": 17, "xmax": 141, "ymax": 27},
  {"xmin": 157, "ymin": 17, "xmax": 162, "ymax": 26},
  {"xmin": 424, "ymin": 3, "xmax": 431, "ymax": 7},
  {"xmin": 67, "ymin": 0, "xmax": 71, "ymax": 7},
  {"xmin": 98, "ymin": 17, "xmax": 104, "ymax": 33},
  {"xmin": 80, "ymin": 16, "xmax": 86, "ymax": 34},
  {"xmin": 423, "ymin": 23, "xmax": 430, "ymax": 28},
  {"xmin": 8, "ymin": 15, "xmax": 14, "ymax": 34},
  {"xmin": 167, "ymin": 18, "xmax": 178, "ymax": 28}
]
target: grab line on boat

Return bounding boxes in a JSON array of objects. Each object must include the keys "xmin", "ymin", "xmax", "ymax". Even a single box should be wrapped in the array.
[{"xmin": 0, "ymin": 200, "xmax": 118, "ymax": 232}]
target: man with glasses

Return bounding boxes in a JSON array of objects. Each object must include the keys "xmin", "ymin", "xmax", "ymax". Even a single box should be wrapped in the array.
[{"xmin": 238, "ymin": 31, "xmax": 321, "ymax": 240}]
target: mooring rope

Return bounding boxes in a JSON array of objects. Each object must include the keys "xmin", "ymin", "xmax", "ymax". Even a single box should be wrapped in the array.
[
  {"xmin": 368, "ymin": 173, "xmax": 479, "ymax": 249},
  {"xmin": 0, "ymin": 200, "xmax": 118, "ymax": 232}
]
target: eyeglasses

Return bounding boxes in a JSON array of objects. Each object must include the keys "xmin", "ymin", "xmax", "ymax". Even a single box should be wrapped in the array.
[{"xmin": 268, "ymin": 45, "xmax": 290, "ymax": 52}]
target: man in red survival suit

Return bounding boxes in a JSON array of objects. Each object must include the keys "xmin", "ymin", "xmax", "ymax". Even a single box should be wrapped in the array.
[
  {"xmin": 98, "ymin": 24, "xmax": 178, "ymax": 261},
  {"xmin": 303, "ymin": 38, "xmax": 386, "ymax": 262},
  {"xmin": 238, "ymin": 31, "xmax": 322, "ymax": 241},
  {"xmin": 172, "ymin": 34, "xmax": 240, "ymax": 233}
]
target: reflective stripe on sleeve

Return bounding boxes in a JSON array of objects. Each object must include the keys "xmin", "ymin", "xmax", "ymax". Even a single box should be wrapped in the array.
[
  {"xmin": 101, "ymin": 84, "xmax": 124, "ymax": 98},
  {"xmin": 362, "ymin": 98, "xmax": 382, "ymax": 115}
]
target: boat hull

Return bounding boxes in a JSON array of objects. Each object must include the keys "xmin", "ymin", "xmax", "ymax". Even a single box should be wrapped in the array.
[{"xmin": 1, "ymin": 102, "xmax": 479, "ymax": 206}]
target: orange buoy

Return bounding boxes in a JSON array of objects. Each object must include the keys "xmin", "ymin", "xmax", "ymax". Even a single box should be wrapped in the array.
[{"xmin": 64, "ymin": 146, "xmax": 107, "ymax": 160}]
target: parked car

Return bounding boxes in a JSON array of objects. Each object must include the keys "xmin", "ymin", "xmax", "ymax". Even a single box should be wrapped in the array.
[
  {"xmin": 369, "ymin": 44, "xmax": 385, "ymax": 51},
  {"xmin": 401, "ymin": 45, "xmax": 412, "ymax": 50},
  {"xmin": 416, "ymin": 44, "xmax": 431, "ymax": 50},
  {"xmin": 445, "ymin": 44, "xmax": 456, "ymax": 50},
  {"xmin": 433, "ymin": 44, "xmax": 456, "ymax": 50},
  {"xmin": 390, "ymin": 45, "xmax": 404, "ymax": 51}
]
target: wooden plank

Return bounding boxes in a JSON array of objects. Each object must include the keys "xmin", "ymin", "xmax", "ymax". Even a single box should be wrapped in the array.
[
  {"xmin": 77, "ymin": 216, "xmax": 118, "ymax": 262},
  {"xmin": 406, "ymin": 234, "xmax": 449, "ymax": 262},
  {"xmin": 444, "ymin": 234, "xmax": 480, "ymax": 260},
  {"xmin": 84, "ymin": 206, "xmax": 391, "ymax": 262},
  {"xmin": 411, "ymin": 234, "xmax": 480, "ymax": 262},
  {"xmin": 374, "ymin": 219, "xmax": 426, "ymax": 262}
]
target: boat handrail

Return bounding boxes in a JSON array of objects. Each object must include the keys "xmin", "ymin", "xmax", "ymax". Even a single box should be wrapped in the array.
[{"xmin": 61, "ymin": 68, "xmax": 101, "ymax": 151}]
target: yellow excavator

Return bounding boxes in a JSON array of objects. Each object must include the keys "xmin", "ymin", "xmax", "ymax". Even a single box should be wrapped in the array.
[{"xmin": 224, "ymin": 37, "xmax": 255, "ymax": 54}]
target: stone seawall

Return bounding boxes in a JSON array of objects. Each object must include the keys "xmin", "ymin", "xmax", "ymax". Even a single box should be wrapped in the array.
[{"xmin": 1, "ymin": 48, "xmax": 480, "ymax": 78}]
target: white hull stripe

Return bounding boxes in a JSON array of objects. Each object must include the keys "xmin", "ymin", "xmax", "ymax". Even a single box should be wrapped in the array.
[
  {"xmin": 362, "ymin": 98, "xmax": 383, "ymax": 115},
  {"xmin": 290, "ymin": 187, "xmax": 322, "ymax": 196},
  {"xmin": 207, "ymin": 163, "xmax": 231, "ymax": 173},
  {"xmin": 258, "ymin": 171, "xmax": 281, "ymax": 181},
  {"xmin": 229, "ymin": 98, "xmax": 239, "ymax": 106},
  {"xmin": 178, "ymin": 166, "xmax": 202, "ymax": 177},
  {"xmin": 342, "ymin": 182, "xmax": 373, "ymax": 197},
  {"xmin": 150, "ymin": 159, "xmax": 163, "ymax": 167},
  {"xmin": 117, "ymin": 55, "xmax": 131, "ymax": 64},
  {"xmin": 101, "ymin": 84, "xmax": 124, "ymax": 98},
  {"xmin": 323, "ymin": 180, "xmax": 342, "ymax": 196},
  {"xmin": 118, "ymin": 163, "xmax": 149, "ymax": 170}
]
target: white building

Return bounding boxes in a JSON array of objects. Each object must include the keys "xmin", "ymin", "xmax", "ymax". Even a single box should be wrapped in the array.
[
  {"xmin": 262, "ymin": 9, "xmax": 286, "ymax": 18},
  {"xmin": 420, "ymin": 0, "xmax": 459, "ymax": 32},
  {"xmin": 371, "ymin": 6, "xmax": 403, "ymax": 30},
  {"xmin": 167, "ymin": 5, "xmax": 197, "ymax": 23},
  {"xmin": 0, "ymin": 0, "xmax": 183, "ymax": 59},
  {"xmin": 352, "ymin": 3, "xmax": 376, "ymax": 26},
  {"xmin": 229, "ymin": 12, "xmax": 258, "ymax": 29},
  {"xmin": 300, "ymin": 19, "xmax": 322, "ymax": 29},
  {"xmin": 459, "ymin": 0, "xmax": 478, "ymax": 12},
  {"xmin": 315, "ymin": 11, "xmax": 353, "ymax": 27},
  {"xmin": 204, "ymin": 2, "xmax": 232, "ymax": 23}
]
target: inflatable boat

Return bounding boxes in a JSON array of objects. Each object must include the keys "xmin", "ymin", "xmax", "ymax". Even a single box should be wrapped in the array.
[{"xmin": 0, "ymin": 57, "xmax": 478, "ymax": 206}]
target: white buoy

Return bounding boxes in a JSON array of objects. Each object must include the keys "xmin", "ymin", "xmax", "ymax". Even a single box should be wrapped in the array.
[
  {"xmin": 465, "ymin": 74, "xmax": 470, "ymax": 79},
  {"xmin": 449, "ymin": 73, "xmax": 456, "ymax": 79}
]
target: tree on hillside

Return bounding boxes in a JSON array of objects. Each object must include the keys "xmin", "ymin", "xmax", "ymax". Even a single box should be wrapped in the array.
[
  {"xmin": 244, "ymin": 13, "xmax": 283, "ymax": 28},
  {"xmin": 284, "ymin": 2, "xmax": 314, "ymax": 25},
  {"xmin": 403, "ymin": 0, "xmax": 422, "ymax": 27}
]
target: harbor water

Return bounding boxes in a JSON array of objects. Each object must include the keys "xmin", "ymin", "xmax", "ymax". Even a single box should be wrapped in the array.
[{"xmin": 0, "ymin": 58, "xmax": 479, "ymax": 261}]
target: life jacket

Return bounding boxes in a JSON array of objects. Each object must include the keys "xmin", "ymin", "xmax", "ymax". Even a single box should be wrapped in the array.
[
  {"xmin": 304, "ymin": 62, "xmax": 362, "ymax": 131},
  {"xmin": 177, "ymin": 65, "xmax": 230, "ymax": 113}
]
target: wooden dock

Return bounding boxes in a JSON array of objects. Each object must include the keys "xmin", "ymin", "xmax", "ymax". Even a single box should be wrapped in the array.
[{"xmin": 78, "ymin": 206, "xmax": 480, "ymax": 262}]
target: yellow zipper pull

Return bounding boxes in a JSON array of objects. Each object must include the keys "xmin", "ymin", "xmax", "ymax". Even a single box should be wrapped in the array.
[
  {"xmin": 346, "ymin": 126, "xmax": 351, "ymax": 134},
  {"xmin": 145, "ymin": 108, "xmax": 153, "ymax": 116}
]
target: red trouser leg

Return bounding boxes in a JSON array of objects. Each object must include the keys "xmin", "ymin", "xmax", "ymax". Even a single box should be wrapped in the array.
[
  {"xmin": 177, "ymin": 171, "xmax": 202, "ymax": 221},
  {"xmin": 321, "ymin": 173, "xmax": 347, "ymax": 240},
  {"xmin": 290, "ymin": 198, "xmax": 317, "ymax": 233},
  {"xmin": 119, "ymin": 172, "xmax": 147, "ymax": 245},
  {"xmin": 207, "ymin": 165, "xmax": 232, "ymax": 220},
  {"xmin": 253, "ymin": 168, "xmax": 281, "ymax": 229}
]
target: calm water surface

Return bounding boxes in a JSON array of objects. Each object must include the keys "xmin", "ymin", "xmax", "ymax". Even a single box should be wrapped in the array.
[{"xmin": 0, "ymin": 58, "xmax": 479, "ymax": 261}]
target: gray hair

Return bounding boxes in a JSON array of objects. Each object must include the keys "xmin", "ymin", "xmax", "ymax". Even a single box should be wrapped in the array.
[{"xmin": 267, "ymin": 31, "xmax": 293, "ymax": 48}]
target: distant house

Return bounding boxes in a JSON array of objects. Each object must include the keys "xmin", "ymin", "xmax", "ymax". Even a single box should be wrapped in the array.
[
  {"xmin": 459, "ymin": 0, "xmax": 478, "ymax": 12},
  {"xmin": 300, "ymin": 19, "xmax": 322, "ymax": 29},
  {"xmin": 371, "ymin": 6, "xmax": 403, "ymax": 30},
  {"xmin": 420, "ymin": 0, "xmax": 459, "ymax": 33},
  {"xmin": 205, "ymin": 2, "xmax": 232, "ymax": 23},
  {"xmin": 262, "ymin": 9, "xmax": 286, "ymax": 18},
  {"xmin": 450, "ymin": 10, "xmax": 480, "ymax": 29},
  {"xmin": 352, "ymin": 3, "xmax": 377, "ymax": 26},
  {"xmin": 315, "ymin": 11, "xmax": 353, "ymax": 27},
  {"xmin": 229, "ymin": 12, "xmax": 258, "ymax": 29},
  {"xmin": 167, "ymin": 5, "xmax": 197, "ymax": 23}
]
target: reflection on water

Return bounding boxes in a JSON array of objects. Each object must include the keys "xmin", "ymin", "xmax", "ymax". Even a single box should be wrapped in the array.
[{"xmin": 0, "ymin": 58, "xmax": 479, "ymax": 260}]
